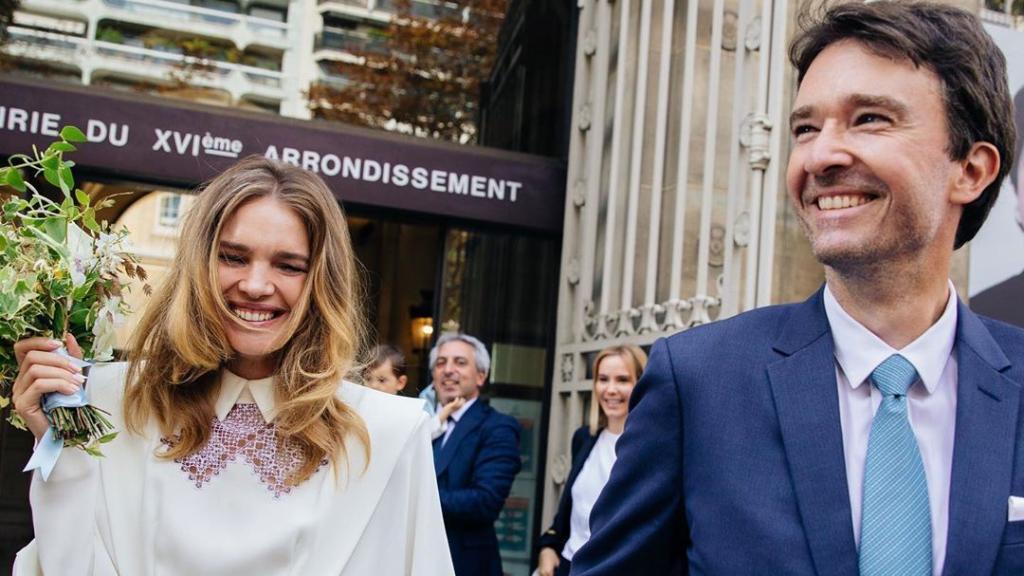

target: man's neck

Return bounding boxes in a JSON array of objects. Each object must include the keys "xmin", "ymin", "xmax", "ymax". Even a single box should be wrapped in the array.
[{"xmin": 826, "ymin": 261, "xmax": 951, "ymax": 350}]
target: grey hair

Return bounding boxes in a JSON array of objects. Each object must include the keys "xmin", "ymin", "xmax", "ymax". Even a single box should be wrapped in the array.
[{"xmin": 428, "ymin": 332, "xmax": 491, "ymax": 376}]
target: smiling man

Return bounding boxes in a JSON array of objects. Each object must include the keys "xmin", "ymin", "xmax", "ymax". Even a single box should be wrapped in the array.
[
  {"xmin": 429, "ymin": 333, "xmax": 521, "ymax": 576},
  {"xmin": 571, "ymin": 3, "xmax": 1024, "ymax": 576}
]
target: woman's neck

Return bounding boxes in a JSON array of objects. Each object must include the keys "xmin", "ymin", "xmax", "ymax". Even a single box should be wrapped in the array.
[
  {"xmin": 606, "ymin": 416, "xmax": 625, "ymax": 434},
  {"xmin": 226, "ymin": 355, "xmax": 277, "ymax": 380}
]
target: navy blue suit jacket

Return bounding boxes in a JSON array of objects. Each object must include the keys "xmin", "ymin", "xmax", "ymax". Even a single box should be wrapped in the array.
[
  {"xmin": 434, "ymin": 399, "xmax": 522, "ymax": 576},
  {"xmin": 538, "ymin": 425, "xmax": 600, "ymax": 554},
  {"xmin": 571, "ymin": 289, "xmax": 1024, "ymax": 575}
]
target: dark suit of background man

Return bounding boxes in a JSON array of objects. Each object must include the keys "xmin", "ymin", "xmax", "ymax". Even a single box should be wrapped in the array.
[
  {"xmin": 431, "ymin": 332, "xmax": 521, "ymax": 576},
  {"xmin": 970, "ymin": 86, "xmax": 1024, "ymax": 328},
  {"xmin": 572, "ymin": 3, "xmax": 1024, "ymax": 575}
]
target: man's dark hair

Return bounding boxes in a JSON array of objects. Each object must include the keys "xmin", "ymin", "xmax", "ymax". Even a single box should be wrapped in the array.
[{"xmin": 789, "ymin": 1, "xmax": 1015, "ymax": 249}]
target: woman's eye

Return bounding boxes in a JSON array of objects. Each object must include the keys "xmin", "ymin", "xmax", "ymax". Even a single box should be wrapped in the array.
[
  {"xmin": 278, "ymin": 263, "xmax": 307, "ymax": 274},
  {"xmin": 218, "ymin": 253, "xmax": 245, "ymax": 265}
]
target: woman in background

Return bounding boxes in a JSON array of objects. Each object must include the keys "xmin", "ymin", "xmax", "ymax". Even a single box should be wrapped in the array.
[
  {"xmin": 363, "ymin": 344, "xmax": 463, "ymax": 438},
  {"xmin": 12, "ymin": 156, "xmax": 453, "ymax": 575},
  {"xmin": 534, "ymin": 345, "xmax": 648, "ymax": 576}
]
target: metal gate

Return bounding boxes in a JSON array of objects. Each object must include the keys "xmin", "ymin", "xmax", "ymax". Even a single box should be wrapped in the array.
[{"xmin": 545, "ymin": 0, "xmax": 793, "ymax": 524}]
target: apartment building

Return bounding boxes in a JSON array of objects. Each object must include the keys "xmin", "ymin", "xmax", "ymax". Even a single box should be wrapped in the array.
[{"xmin": 3, "ymin": 0, "xmax": 459, "ymax": 117}]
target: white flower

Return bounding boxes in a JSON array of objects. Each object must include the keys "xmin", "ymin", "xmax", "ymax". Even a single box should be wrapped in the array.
[
  {"xmin": 65, "ymin": 223, "xmax": 95, "ymax": 288},
  {"xmin": 93, "ymin": 232, "xmax": 125, "ymax": 278},
  {"xmin": 91, "ymin": 296, "xmax": 123, "ymax": 361}
]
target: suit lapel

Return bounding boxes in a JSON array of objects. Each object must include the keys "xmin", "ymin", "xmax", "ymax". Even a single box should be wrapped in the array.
[
  {"xmin": 943, "ymin": 304, "xmax": 1018, "ymax": 575},
  {"xmin": 435, "ymin": 400, "xmax": 487, "ymax": 475},
  {"xmin": 767, "ymin": 289, "xmax": 859, "ymax": 576}
]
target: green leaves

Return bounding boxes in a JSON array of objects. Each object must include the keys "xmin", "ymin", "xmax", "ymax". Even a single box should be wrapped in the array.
[
  {"xmin": 1, "ymin": 168, "xmax": 26, "ymax": 192},
  {"xmin": 0, "ymin": 125, "xmax": 142, "ymax": 455},
  {"xmin": 47, "ymin": 142, "xmax": 77, "ymax": 154},
  {"xmin": 60, "ymin": 126, "xmax": 87, "ymax": 143}
]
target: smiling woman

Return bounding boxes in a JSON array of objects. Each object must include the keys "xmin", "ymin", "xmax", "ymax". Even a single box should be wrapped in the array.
[
  {"xmin": 534, "ymin": 345, "xmax": 647, "ymax": 576},
  {"xmin": 11, "ymin": 155, "xmax": 455, "ymax": 576}
]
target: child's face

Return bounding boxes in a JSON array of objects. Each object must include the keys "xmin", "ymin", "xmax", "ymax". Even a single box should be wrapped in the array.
[{"xmin": 366, "ymin": 360, "xmax": 407, "ymax": 395}]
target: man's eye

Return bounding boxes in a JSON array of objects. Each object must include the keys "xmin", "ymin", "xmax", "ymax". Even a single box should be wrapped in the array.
[
  {"xmin": 855, "ymin": 113, "xmax": 889, "ymax": 126},
  {"xmin": 792, "ymin": 124, "xmax": 816, "ymax": 137}
]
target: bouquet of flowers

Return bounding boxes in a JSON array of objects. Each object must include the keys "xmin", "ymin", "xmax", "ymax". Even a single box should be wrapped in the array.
[{"xmin": 0, "ymin": 126, "xmax": 148, "ymax": 461}]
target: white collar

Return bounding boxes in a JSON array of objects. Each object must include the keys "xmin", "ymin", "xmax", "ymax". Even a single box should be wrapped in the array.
[
  {"xmin": 216, "ymin": 369, "xmax": 277, "ymax": 422},
  {"xmin": 449, "ymin": 397, "xmax": 478, "ymax": 423},
  {"xmin": 823, "ymin": 280, "xmax": 958, "ymax": 394}
]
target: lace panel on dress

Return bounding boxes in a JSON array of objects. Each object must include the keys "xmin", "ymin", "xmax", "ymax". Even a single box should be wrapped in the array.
[{"xmin": 160, "ymin": 403, "xmax": 326, "ymax": 498}]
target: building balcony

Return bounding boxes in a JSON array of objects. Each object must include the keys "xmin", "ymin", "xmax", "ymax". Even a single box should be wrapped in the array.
[
  {"xmin": 315, "ymin": 28, "xmax": 388, "ymax": 57},
  {"xmin": 981, "ymin": 7, "xmax": 1024, "ymax": 29},
  {"xmin": 374, "ymin": 0, "xmax": 462, "ymax": 19},
  {"xmin": 317, "ymin": 0, "xmax": 390, "ymax": 24},
  {"xmin": 3, "ymin": 26, "xmax": 287, "ymax": 103},
  {"xmin": 19, "ymin": 0, "xmax": 290, "ymax": 50},
  {"xmin": 317, "ymin": 0, "xmax": 460, "ymax": 21},
  {"xmin": 2, "ymin": 26, "xmax": 86, "ymax": 72}
]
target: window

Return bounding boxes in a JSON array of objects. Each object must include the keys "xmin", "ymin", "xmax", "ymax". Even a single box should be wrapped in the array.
[{"xmin": 157, "ymin": 193, "xmax": 183, "ymax": 229}]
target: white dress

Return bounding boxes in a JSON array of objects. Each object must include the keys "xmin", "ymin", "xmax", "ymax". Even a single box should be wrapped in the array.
[{"xmin": 14, "ymin": 363, "xmax": 455, "ymax": 576}]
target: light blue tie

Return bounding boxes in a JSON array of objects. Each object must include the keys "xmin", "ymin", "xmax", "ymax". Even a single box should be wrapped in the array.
[{"xmin": 859, "ymin": 354, "xmax": 932, "ymax": 576}]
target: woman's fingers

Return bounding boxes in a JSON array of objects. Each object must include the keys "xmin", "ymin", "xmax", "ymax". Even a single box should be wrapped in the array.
[
  {"xmin": 12, "ymin": 350, "xmax": 82, "ymax": 396},
  {"xmin": 64, "ymin": 333, "xmax": 84, "ymax": 360},
  {"xmin": 11, "ymin": 337, "xmax": 86, "ymax": 440},
  {"xmin": 13, "ymin": 337, "xmax": 62, "ymax": 365},
  {"xmin": 13, "ymin": 374, "xmax": 83, "ymax": 440}
]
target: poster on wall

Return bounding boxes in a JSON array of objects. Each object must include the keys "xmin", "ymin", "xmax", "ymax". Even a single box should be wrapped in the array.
[{"xmin": 972, "ymin": 24, "xmax": 1024, "ymax": 327}]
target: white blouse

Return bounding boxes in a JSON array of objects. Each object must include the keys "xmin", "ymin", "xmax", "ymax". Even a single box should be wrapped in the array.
[
  {"xmin": 14, "ymin": 363, "xmax": 454, "ymax": 576},
  {"xmin": 562, "ymin": 429, "xmax": 620, "ymax": 561}
]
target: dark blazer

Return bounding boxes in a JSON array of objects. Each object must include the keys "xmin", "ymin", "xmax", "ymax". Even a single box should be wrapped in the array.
[
  {"xmin": 571, "ymin": 288, "xmax": 1024, "ymax": 576},
  {"xmin": 434, "ymin": 399, "xmax": 522, "ymax": 576},
  {"xmin": 972, "ymin": 272, "xmax": 1024, "ymax": 328},
  {"xmin": 537, "ymin": 425, "xmax": 601, "ymax": 554}
]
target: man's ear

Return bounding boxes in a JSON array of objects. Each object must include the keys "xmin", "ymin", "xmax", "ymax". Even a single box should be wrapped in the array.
[{"xmin": 952, "ymin": 142, "xmax": 1000, "ymax": 206}]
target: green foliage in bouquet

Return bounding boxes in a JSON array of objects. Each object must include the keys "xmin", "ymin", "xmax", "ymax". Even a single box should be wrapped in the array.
[{"xmin": 0, "ymin": 126, "xmax": 149, "ymax": 454}]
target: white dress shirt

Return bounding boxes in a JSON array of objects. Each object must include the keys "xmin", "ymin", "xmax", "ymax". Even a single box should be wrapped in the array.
[
  {"xmin": 440, "ymin": 396, "xmax": 478, "ymax": 446},
  {"xmin": 561, "ymin": 428, "xmax": 620, "ymax": 561},
  {"xmin": 16, "ymin": 364, "xmax": 455, "ymax": 576},
  {"xmin": 825, "ymin": 282, "xmax": 958, "ymax": 576}
]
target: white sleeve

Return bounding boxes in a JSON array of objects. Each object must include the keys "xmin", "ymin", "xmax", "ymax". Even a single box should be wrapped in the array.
[
  {"xmin": 20, "ymin": 446, "xmax": 117, "ymax": 576},
  {"xmin": 403, "ymin": 415, "xmax": 455, "ymax": 575},
  {"xmin": 19, "ymin": 362, "xmax": 127, "ymax": 576}
]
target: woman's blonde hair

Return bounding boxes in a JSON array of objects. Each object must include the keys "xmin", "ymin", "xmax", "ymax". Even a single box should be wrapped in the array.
[
  {"xmin": 124, "ymin": 155, "xmax": 369, "ymax": 484},
  {"xmin": 588, "ymin": 344, "xmax": 648, "ymax": 435}
]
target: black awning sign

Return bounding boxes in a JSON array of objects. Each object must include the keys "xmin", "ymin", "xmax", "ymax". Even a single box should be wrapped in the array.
[{"xmin": 0, "ymin": 79, "xmax": 566, "ymax": 232}]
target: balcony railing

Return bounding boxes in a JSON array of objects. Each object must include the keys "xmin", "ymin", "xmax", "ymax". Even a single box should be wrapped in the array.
[
  {"xmin": 7, "ymin": 26, "xmax": 86, "ymax": 55},
  {"xmin": 315, "ymin": 28, "xmax": 388, "ymax": 55},
  {"xmin": 3, "ymin": 27, "xmax": 285, "ymax": 98},
  {"xmin": 318, "ymin": 0, "xmax": 460, "ymax": 19},
  {"xmin": 93, "ymin": 40, "xmax": 284, "ymax": 87},
  {"xmin": 317, "ymin": 0, "xmax": 372, "ymax": 11},
  {"xmin": 101, "ymin": 0, "xmax": 288, "ymax": 41},
  {"xmin": 982, "ymin": 7, "xmax": 1024, "ymax": 28},
  {"xmin": 375, "ymin": 0, "xmax": 462, "ymax": 19}
]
